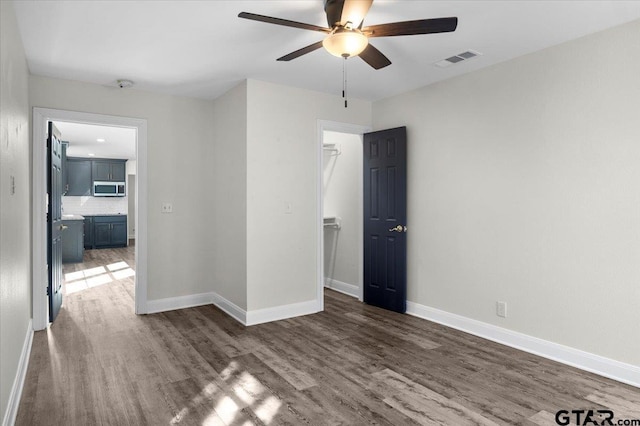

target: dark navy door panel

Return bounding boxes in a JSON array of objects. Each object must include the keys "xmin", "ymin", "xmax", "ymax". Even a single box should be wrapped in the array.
[
  {"xmin": 363, "ymin": 127, "xmax": 407, "ymax": 313},
  {"xmin": 48, "ymin": 122, "xmax": 63, "ymax": 322}
]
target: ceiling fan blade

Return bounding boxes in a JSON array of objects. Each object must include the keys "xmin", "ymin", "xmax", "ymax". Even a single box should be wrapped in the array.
[
  {"xmin": 341, "ymin": 0, "xmax": 373, "ymax": 28},
  {"xmin": 363, "ymin": 17, "xmax": 458, "ymax": 38},
  {"xmin": 325, "ymin": 0, "xmax": 373, "ymax": 28},
  {"xmin": 358, "ymin": 44, "xmax": 391, "ymax": 70},
  {"xmin": 324, "ymin": 0, "xmax": 345, "ymax": 27},
  {"xmin": 238, "ymin": 12, "xmax": 331, "ymax": 33},
  {"xmin": 277, "ymin": 41, "xmax": 324, "ymax": 62}
]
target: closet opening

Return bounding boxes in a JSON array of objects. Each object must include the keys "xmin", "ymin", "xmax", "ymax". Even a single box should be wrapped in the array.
[{"xmin": 317, "ymin": 120, "xmax": 371, "ymax": 309}]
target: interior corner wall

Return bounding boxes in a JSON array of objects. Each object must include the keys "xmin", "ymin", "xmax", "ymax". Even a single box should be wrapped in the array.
[
  {"xmin": 0, "ymin": 0, "xmax": 32, "ymax": 419},
  {"xmin": 372, "ymin": 20, "xmax": 640, "ymax": 366},
  {"xmin": 29, "ymin": 75, "xmax": 216, "ymax": 302},
  {"xmin": 245, "ymin": 79, "xmax": 371, "ymax": 311},
  {"xmin": 211, "ymin": 81, "xmax": 248, "ymax": 310}
]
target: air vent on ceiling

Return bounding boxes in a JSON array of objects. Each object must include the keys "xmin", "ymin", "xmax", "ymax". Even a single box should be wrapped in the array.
[{"xmin": 434, "ymin": 50, "xmax": 482, "ymax": 68}]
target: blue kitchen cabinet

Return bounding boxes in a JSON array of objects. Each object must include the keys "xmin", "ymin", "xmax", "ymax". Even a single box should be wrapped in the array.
[
  {"xmin": 84, "ymin": 216, "xmax": 94, "ymax": 249},
  {"xmin": 66, "ymin": 158, "xmax": 92, "ymax": 196},
  {"xmin": 62, "ymin": 219, "xmax": 84, "ymax": 263},
  {"xmin": 93, "ymin": 215, "xmax": 127, "ymax": 248},
  {"xmin": 92, "ymin": 159, "xmax": 126, "ymax": 182}
]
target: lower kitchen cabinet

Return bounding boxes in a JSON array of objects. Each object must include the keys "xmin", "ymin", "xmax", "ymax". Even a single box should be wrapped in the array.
[
  {"xmin": 84, "ymin": 216, "xmax": 94, "ymax": 249},
  {"xmin": 85, "ymin": 215, "xmax": 127, "ymax": 249},
  {"xmin": 62, "ymin": 220, "xmax": 84, "ymax": 263}
]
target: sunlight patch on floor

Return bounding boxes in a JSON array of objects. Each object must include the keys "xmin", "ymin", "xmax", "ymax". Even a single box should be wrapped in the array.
[
  {"xmin": 214, "ymin": 396, "xmax": 240, "ymax": 424},
  {"xmin": 64, "ymin": 261, "xmax": 132, "ymax": 294},
  {"xmin": 172, "ymin": 362, "xmax": 282, "ymax": 424},
  {"xmin": 107, "ymin": 261, "xmax": 129, "ymax": 271},
  {"xmin": 112, "ymin": 268, "xmax": 135, "ymax": 280},
  {"xmin": 254, "ymin": 396, "xmax": 282, "ymax": 424},
  {"xmin": 65, "ymin": 266, "xmax": 107, "ymax": 281}
]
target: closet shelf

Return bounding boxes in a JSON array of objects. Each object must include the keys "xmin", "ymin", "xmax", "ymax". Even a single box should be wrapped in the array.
[
  {"xmin": 323, "ymin": 216, "xmax": 341, "ymax": 229},
  {"xmin": 323, "ymin": 143, "xmax": 341, "ymax": 155}
]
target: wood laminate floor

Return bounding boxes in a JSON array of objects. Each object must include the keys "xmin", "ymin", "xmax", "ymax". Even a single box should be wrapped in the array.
[{"xmin": 16, "ymin": 246, "xmax": 640, "ymax": 425}]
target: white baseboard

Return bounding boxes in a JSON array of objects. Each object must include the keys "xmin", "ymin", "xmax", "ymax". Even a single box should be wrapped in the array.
[
  {"xmin": 324, "ymin": 278, "xmax": 358, "ymax": 298},
  {"xmin": 246, "ymin": 299, "xmax": 321, "ymax": 326},
  {"xmin": 406, "ymin": 301, "xmax": 640, "ymax": 388},
  {"xmin": 210, "ymin": 292, "xmax": 247, "ymax": 325},
  {"xmin": 2, "ymin": 320, "xmax": 34, "ymax": 426},
  {"xmin": 146, "ymin": 292, "xmax": 216, "ymax": 314},
  {"xmin": 145, "ymin": 291, "xmax": 320, "ymax": 328}
]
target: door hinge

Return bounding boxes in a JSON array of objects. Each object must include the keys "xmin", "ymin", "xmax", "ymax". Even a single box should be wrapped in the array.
[{"xmin": 46, "ymin": 285, "xmax": 49, "ymax": 296}]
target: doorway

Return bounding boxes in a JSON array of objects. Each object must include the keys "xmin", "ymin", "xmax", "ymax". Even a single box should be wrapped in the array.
[
  {"xmin": 317, "ymin": 120, "xmax": 371, "ymax": 311},
  {"xmin": 32, "ymin": 108, "xmax": 148, "ymax": 330}
]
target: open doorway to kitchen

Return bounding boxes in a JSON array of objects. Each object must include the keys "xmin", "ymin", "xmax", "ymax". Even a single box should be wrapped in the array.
[
  {"xmin": 55, "ymin": 121, "xmax": 136, "ymax": 313},
  {"xmin": 32, "ymin": 108, "xmax": 148, "ymax": 330},
  {"xmin": 316, "ymin": 120, "xmax": 370, "ymax": 311}
]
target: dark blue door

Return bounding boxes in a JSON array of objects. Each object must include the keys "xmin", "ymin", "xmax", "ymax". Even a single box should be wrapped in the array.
[
  {"xmin": 363, "ymin": 127, "xmax": 407, "ymax": 313},
  {"xmin": 48, "ymin": 122, "xmax": 63, "ymax": 322}
]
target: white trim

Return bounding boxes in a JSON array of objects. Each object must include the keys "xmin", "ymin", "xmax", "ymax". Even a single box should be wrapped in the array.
[
  {"xmin": 146, "ymin": 291, "xmax": 246, "ymax": 323},
  {"xmin": 406, "ymin": 301, "xmax": 640, "ymax": 388},
  {"xmin": 2, "ymin": 320, "xmax": 34, "ymax": 426},
  {"xmin": 324, "ymin": 278, "xmax": 359, "ymax": 298},
  {"xmin": 145, "ymin": 291, "xmax": 320, "ymax": 328},
  {"xmin": 32, "ymin": 108, "xmax": 148, "ymax": 331},
  {"xmin": 210, "ymin": 292, "xmax": 247, "ymax": 325},
  {"xmin": 147, "ymin": 292, "xmax": 217, "ymax": 314},
  {"xmin": 246, "ymin": 299, "xmax": 321, "ymax": 326},
  {"xmin": 317, "ymin": 120, "xmax": 371, "ymax": 311}
]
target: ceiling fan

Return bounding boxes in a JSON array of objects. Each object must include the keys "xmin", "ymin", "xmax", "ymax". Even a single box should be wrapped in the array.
[{"xmin": 238, "ymin": 0, "xmax": 458, "ymax": 70}]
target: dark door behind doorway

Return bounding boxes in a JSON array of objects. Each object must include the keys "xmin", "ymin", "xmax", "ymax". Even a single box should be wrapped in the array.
[
  {"xmin": 363, "ymin": 127, "xmax": 407, "ymax": 313},
  {"xmin": 48, "ymin": 121, "xmax": 63, "ymax": 322}
]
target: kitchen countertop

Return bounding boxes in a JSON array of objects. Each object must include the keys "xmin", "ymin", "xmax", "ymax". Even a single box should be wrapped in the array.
[{"xmin": 62, "ymin": 214, "xmax": 85, "ymax": 221}]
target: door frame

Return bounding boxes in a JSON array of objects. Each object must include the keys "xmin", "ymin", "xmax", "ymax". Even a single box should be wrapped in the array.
[
  {"xmin": 316, "ymin": 120, "xmax": 371, "ymax": 311},
  {"xmin": 32, "ymin": 108, "xmax": 148, "ymax": 330}
]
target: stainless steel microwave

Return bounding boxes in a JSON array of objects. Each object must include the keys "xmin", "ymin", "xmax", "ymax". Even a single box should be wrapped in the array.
[{"xmin": 93, "ymin": 181, "xmax": 125, "ymax": 197}]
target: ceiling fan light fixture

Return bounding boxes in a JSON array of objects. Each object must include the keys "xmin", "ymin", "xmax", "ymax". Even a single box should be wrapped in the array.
[{"xmin": 322, "ymin": 28, "xmax": 368, "ymax": 58}]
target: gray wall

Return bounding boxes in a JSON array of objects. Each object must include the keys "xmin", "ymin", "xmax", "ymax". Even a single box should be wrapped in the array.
[
  {"xmin": 0, "ymin": 0, "xmax": 31, "ymax": 419},
  {"xmin": 246, "ymin": 80, "xmax": 371, "ymax": 311},
  {"xmin": 211, "ymin": 81, "xmax": 248, "ymax": 309},
  {"xmin": 29, "ymin": 75, "xmax": 215, "ymax": 302},
  {"xmin": 372, "ymin": 20, "xmax": 640, "ymax": 366}
]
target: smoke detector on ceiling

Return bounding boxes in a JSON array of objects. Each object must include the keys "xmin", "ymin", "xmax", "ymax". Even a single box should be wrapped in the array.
[
  {"xmin": 434, "ymin": 50, "xmax": 482, "ymax": 68},
  {"xmin": 116, "ymin": 79, "xmax": 134, "ymax": 89}
]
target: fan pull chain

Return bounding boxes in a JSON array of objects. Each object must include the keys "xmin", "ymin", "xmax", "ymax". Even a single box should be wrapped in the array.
[{"xmin": 342, "ymin": 55, "xmax": 348, "ymax": 108}]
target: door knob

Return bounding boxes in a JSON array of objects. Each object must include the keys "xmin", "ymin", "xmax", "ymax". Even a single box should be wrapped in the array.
[
  {"xmin": 60, "ymin": 225, "xmax": 68, "ymax": 231},
  {"xmin": 389, "ymin": 225, "xmax": 407, "ymax": 233}
]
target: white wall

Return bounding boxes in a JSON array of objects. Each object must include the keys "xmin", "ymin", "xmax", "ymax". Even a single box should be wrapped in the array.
[
  {"xmin": 372, "ymin": 20, "xmax": 640, "ymax": 366},
  {"xmin": 0, "ymin": 0, "xmax": 31, "ymax": 419},
  {"xmin": 211, "ymin": 81, "xmax": 247, "ymax": 310},
  {"xmin": 323, "ymin": 131, "xmax": 361, "ymax": 290},
  {"xmin": 30, "ymin": 75, "xmax": 215, "ymax": 301},
  {"xmin": 246, "ymin": 80, "xmax": 371, "ymax": 311}
]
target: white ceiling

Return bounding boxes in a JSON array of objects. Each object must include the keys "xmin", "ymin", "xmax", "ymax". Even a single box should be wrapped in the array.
[
  {"xmin": 13, "ymin": 1, "xmax": 640, "ymax": 102},
  {"xmin": 54, "ymin": 121, "xmax": 136, "ymax": 160}
]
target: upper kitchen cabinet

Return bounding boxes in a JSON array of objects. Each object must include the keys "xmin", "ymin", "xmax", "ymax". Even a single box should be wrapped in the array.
[
  {"xmin": 66, "ymin": 158, "xmax": 92, "ymax": 196},
  {"xmin": 92, "ymin": 159, "xmax": 126, "ymax": 182}
]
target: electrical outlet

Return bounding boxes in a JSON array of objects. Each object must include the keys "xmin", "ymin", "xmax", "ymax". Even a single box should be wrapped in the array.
[
  {"xmin": 161, "ymin": 203, "xmax": 173, "ymax": 213},
  {"xmin": 496, "ymin": 301, "xmax": 507, "ymax": 318}
]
